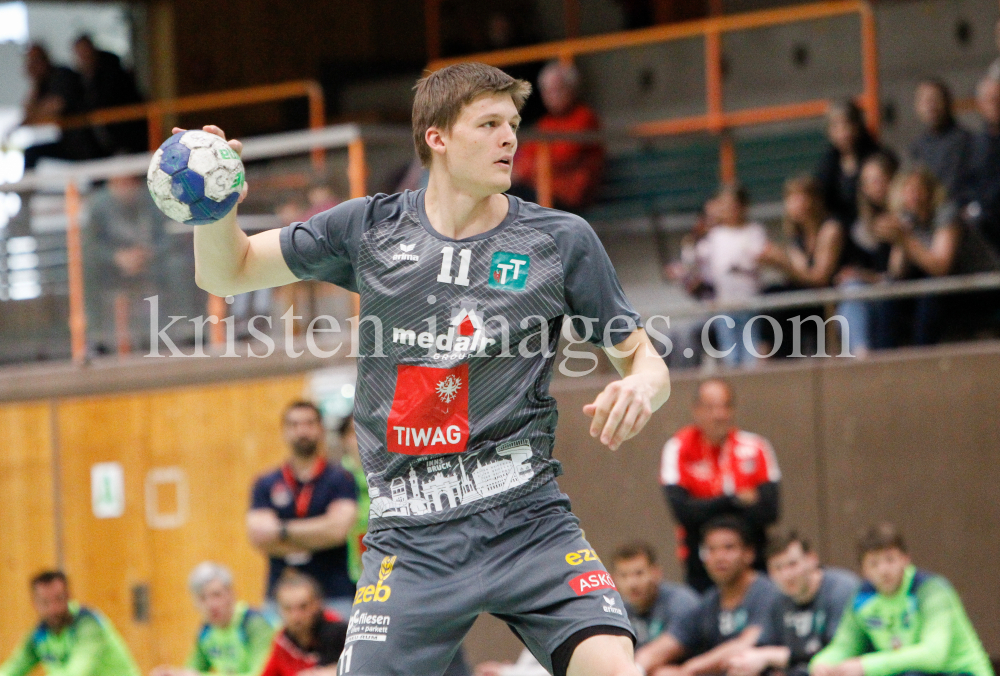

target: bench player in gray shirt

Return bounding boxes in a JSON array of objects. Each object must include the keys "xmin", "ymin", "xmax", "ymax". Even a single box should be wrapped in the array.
[
  {"xmin": 187, "ymin": 62, "xmax": 671, "ymax": 676},
  {"xmin": 670, "ymin": 516, "xmax": 783, "ymax": 676},
  {"xmin": 610, "ymin": 542, "xmax": 699, "ymax": 674},
  {"xmin": 728, "ymin": 532, "xmax": 859, "ymax": 676}
]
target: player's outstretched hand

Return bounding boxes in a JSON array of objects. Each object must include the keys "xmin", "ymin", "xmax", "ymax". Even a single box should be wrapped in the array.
[
  {"xmin": 170, "ymin": 125, "xmax": 249, "ymax": 204},
  {"xmin": 583, "ymin": 376, "xmax": 654, "ymax": 451}
]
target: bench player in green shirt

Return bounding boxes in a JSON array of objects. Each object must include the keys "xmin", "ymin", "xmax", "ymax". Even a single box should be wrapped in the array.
[
  {"xmin": 810, "ymin": 523, "xmax": 992, "ymax": 676},
  {"xmin": 153, "ymin": 562, "xmax": 274, "ymax": 676},
  {"xmin": 0, "ymin": 571, "xmax": 139, "ymax": 676}
]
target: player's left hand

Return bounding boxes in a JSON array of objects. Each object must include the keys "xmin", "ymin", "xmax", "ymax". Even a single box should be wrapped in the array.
[{"xmin": 583, "ymin": 375, "xmax": 654, "ymax": 451}]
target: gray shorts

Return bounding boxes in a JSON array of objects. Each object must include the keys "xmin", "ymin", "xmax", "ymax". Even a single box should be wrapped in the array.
[{"xmin": 342, "ymin": 480, "xmax": 634, "ymax": 676}]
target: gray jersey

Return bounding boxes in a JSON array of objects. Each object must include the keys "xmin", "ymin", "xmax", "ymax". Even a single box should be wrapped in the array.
[
  {"xmin": 625, "ymin": 581, "xmax": 700, "ymax": 648},
  {"xmin": 769, "ymin": 567, "xmax": 860, "ymax": 668},
  {"xmin": 674, "ymin": 574, "xmax": 783, "ymax": 655},
  {"xmin": 280, "ymin": 190, "xmax": 640, "ymax": 530}
]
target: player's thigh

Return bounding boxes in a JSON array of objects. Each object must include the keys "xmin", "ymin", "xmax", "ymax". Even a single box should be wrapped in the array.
[
  {"xmin": 566, "ymin": 635, "xmax": 638, "ymax": 676},
  {"xmin": 485, "ymin": 512, "xmax": 634, "ymax": 675},
  {"xmin": 343, "ymin": 534, "xmax": 479, "ymax": 676}
]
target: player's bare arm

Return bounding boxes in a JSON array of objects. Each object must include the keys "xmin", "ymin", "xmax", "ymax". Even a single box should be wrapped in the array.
[
  {"xmin": 179, "ymin": 125, "xmax": 299, "ymax": 296},
  {"xmin": 634, "ymin": 633, "xmax": 687, "ymax": 673},
  {"xmin": 246, "ymin": 508, "xmax": 302, "ymax": 557},
  {"xmin": 678, "ymin": 626, "xmax": 762, "ymax": 676},
  {"xmin": 584, "ymin": 329, "xmax": 670, "ymax": 451},
  {"xmin": 727, "ymin": 645, "xmax": 791, "ymax": 676}
]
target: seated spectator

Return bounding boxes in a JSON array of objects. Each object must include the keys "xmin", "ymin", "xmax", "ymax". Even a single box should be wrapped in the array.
[
  {"xmin": 810, "ymin": 523, "xmax": 991, "ymax": 676},
  {"xmin": 665, "ymin": 516, "xmax": 783, "ymax": 676},
  {"xmin": 695, "ymin": 184, "xmax": 767, "ymax": 367},
  {"xmin": 21, "ymin": 43, "xmax": 96, "ymax": 168},
  {"xmin": 611, "ymin": 541, "xmax": 699, "ymax": 674},
  {"xmin": 815, "ymin": 100, "xmax": 881, "ymax": 228},
  {"xmin": 660, "ymin": 379, "xmax": 781, "ymax": 592},
  {"xmin": 986, "ymin": 18, "xmax": 1000, "ymax": 82},
  {"xmin": 727, "ymin": 531, "xmax": 859, "ymax": 676},
  {"xmin": 510, "ymin": 61, "xmax": 603, "ymax": 212},
  {"xmin": 910, "ymin": 79, "xmax": 973, "ymax": 200},
  {"xmin": 759, "ymin": 176, "xmax": 844, "ymax": 289},
  {"xmin": 259, "ymin": 572, "xmax": 348, "ymax": 676},
  {"xmin": 83, "ymin": 173, "xmax": 169, "ymax": 353},
  {"xmin": 0, "ymin": 570, "xmax": 140, "ymax": 676},
  {"xmin": 151, "ymin": 562, "xmax": 274, "ymax": 676},
  {"xmin": 835, "ymin": 152, "xmax": 899, "ymax": 355},
  {"xmin": 960, "ymin": 76, "xmax": 1000, "ymax": 254},
  {"xmin": 73, "ymin": 35, "xmax": 146, "ymax": 155}
]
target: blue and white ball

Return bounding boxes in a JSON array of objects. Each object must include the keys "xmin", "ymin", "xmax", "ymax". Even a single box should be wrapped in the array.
[{"xmin": 147, "ymin": 130, "xmax": 245, "ymax": 225}]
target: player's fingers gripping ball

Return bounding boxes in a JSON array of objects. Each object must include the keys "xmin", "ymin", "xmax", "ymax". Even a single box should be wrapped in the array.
[{"xmin": 147, "ymin": 129, "xmax": 245, "ymax": 225}]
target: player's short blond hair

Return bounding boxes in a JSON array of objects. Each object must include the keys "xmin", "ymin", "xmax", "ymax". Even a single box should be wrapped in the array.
[{"xmin": 412, "ymin": 62, "xmax": 531, "ymax": 167}]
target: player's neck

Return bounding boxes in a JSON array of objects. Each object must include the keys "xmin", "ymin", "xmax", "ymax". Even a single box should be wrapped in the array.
[
  {"xmin": 719, "ymin": 569, "xmax": 755, "ymax": 608},
  {"xmin": 424, "ymin": 173, "xmax": 508, "ymax": 240}
]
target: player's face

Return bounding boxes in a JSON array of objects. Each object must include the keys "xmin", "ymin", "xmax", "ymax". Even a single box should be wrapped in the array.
[
  {"xmin": 277, "ymin": 585, "xmax": 323, "ymax": 638},
  {"xmin": 283, "ymin": 407, "xmax": 324, "ymax": 458},
  {"xmin": 613, "ymin": 555, "xmax": 661, "ymax": 611},
  {"xmin": 767, "ymin": 542, "xmax": 818, "ymax": 602},
  {"xmin": 702, "ymin": 529, "xmax": 754, "ymax": 587},
  {"xmin": 861, "ymin": 547, "xmax": 910, "ymax": 596},
  {"xmin": 435, "ymin": 93, "xmax": 520, "ymax": 197},
  {"xmin": 196, "ymin": 579, "xmax": 236, "ymax": 627},
  {"xmin": 32, "ymin": 580, "xmax": 71, "ymax": 628},
  {"xmin": 693, "ymin": 382, "xmax": 734, "ymax": 444}
]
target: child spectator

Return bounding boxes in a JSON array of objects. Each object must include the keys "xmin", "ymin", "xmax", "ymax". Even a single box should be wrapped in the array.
[
  {"xmin": 810, "ymin": 523, "xmax": 991, "ymax": 676},
  {"xmin": 815, "ymin": 101, "xmax": 881, "ymax": 228}
]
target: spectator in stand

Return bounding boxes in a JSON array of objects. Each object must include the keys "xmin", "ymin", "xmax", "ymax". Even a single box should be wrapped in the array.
[
  {"xmin": 259, "ymin": 572, "xmax": 348, "ymax": 676},
  {"xmin": 666, "ymin": 516, "xmax": 783, "ymax": 676},
  {"xmin": 986, "ymin": 19, "xmax": 1000, "ymax": 82},
  {"xmin": 815, "ymin": 100, "xmax": 881, "ymax": 228},
  {"xmin": 151, "ymin": 562, "xmax": 275, "ymax": 676},
  {"xmin": 910, "ymin": 79, "xmax": 973, "ymax": 200},
  {"xmin": 727, "ymin": 532, "xmax": 859, "ymax": 676},
  {"xmin": 73, "ymin": 35, "xmax": 146, "ymax": 155},
  {"xmin": 0, "ymin": 571, "xmax": 140, "ymax": 676},
  {"xmin": 660, "ymin": 379, "xmax": 781, "ymax": 592},
  {"xmin": 757, "ymin": 176, "xmax": 845, "ymax": 357},
  {"xmin": 83, "ymin": 173, "xmax": 169, "ymax": 353},
  {"xmin": 695, "ymin": 184, "xmax": 767, "ymax": 366},
  {"xmin": 960, "ymin": 76, "xmax": 1000, "ymax": 254},
  {"xmin": 21, "ymin": 43, "xmax": 96, "ymax": 168},
  {"xmin": 810, "ymin": 523, "xmax": 991, "ymax": 676},
  {"xmin": 510, "ymin": 61, "xmax": 603, "ymax": 212},
  {"xmin": 300, "ymin": 181, "xmax": 342, "ymax": 221},
  {"xmin": 612, "ymin": 541, "xmax": 700, "ymax": 675},
  {"xmin": 248, "ymin": 401, "xmax": 358, "ymax": 619},
  {"xmin": 835, "ymin": 152, "xmax": 899, "ymax": 355}
]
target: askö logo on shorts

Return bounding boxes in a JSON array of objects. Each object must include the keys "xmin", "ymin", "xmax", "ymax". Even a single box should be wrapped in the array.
[
  {"xmin": 489, "ymin": 251, "xmax": 529, "ymax": 291},
  {"xmin": 568, "ymin": 571, "xmax": 617, "ymax": 596},
  {"xmin": 354, "ymin": 555, "xmax": 397, "ymax": 605}
]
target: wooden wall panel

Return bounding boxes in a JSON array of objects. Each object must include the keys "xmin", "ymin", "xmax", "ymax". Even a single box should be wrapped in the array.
[
  {"xmin": 55, "ymin": 375, "xmax": 306, "ymax": 671},
  {"xmin": 0, "ymin": 402, "xmax": 58, "ymax": 658}
]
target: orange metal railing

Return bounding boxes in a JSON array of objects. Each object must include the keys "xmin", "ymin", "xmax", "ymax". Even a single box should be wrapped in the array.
[{"xmin": 428, "ymin": 0, "xmax": 879, "ymax": 206}]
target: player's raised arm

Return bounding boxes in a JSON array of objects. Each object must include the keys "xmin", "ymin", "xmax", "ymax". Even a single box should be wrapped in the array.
[
  {"xmin": 584, "ymin": 328, "xmax": 671, "ymax": 451},
  {"xmin": 184, "ymin": 126, "xmax": 300, "ymax": 296}
]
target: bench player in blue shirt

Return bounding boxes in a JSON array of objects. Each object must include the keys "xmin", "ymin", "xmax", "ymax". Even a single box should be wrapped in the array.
[{"xmin": 186, "ymin": 62, "xmax": 671, "ymax": 676}]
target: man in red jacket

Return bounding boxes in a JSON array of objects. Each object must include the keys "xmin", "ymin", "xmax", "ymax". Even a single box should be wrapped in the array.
[
  {"xmin": 659, "ymin": 379, "xmax": 781, "ymax": 592},
  {"xmin": 510, "ymin": 60, "xmax": 604, "ymax": 212},
  {"xmin": 260, "ymin": 573, "xmax": 348, "ymax": 676}
]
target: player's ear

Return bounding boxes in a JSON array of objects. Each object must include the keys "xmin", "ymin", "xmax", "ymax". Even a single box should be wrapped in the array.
[{"xmin": 425, "ymin": 126, "xmax": 447, "ymax": 158}]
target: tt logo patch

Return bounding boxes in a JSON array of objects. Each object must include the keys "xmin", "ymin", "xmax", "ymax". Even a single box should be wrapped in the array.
[{"xmin": 489, "ymin": 251, "xmax": 529, "ymax": 291}]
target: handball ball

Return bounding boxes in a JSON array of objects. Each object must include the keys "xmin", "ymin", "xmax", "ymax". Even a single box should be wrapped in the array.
[{"xmin": 147, "ymin": 130, "xmax": 245, "ymax": 225}]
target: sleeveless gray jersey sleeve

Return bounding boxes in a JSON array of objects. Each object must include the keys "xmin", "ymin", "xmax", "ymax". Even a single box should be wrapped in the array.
[
  {"xmin": 279, "ymin": 195, "xmax": 401, "ymax": 292},
  {"xmin": 536, "ymin": 210, "xmax": 642, "ymax": 347}
]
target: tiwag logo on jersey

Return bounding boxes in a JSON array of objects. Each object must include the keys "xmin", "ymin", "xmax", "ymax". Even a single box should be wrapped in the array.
[
  {"xmin": 489, "ymin": 251, "xmax": 530, "ymax": 291},
  {"xmin": 387, "ymin": 363, "xmax": 469, "ymax": 455},
  {"xmin": 392, "ymin": 242, "xmax": 419, "ymax": 262}
]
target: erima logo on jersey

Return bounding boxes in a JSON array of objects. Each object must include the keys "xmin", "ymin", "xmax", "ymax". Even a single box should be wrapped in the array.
[
  {"xmin": 489, "ymin": 251, "xmax": 530, "ymax": 290},
  {"xmin": 392, "ymin": 242, "xmax": 419, "ymax": 262},
  {"xmin": 602, "ymin": 595, "xmax": 623, "ymax": 615}
]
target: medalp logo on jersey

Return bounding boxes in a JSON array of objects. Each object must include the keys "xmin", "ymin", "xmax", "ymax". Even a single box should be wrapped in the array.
[{"xmin": 489, "ymin": 251, "xmax": 530, "ymax": 291}]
